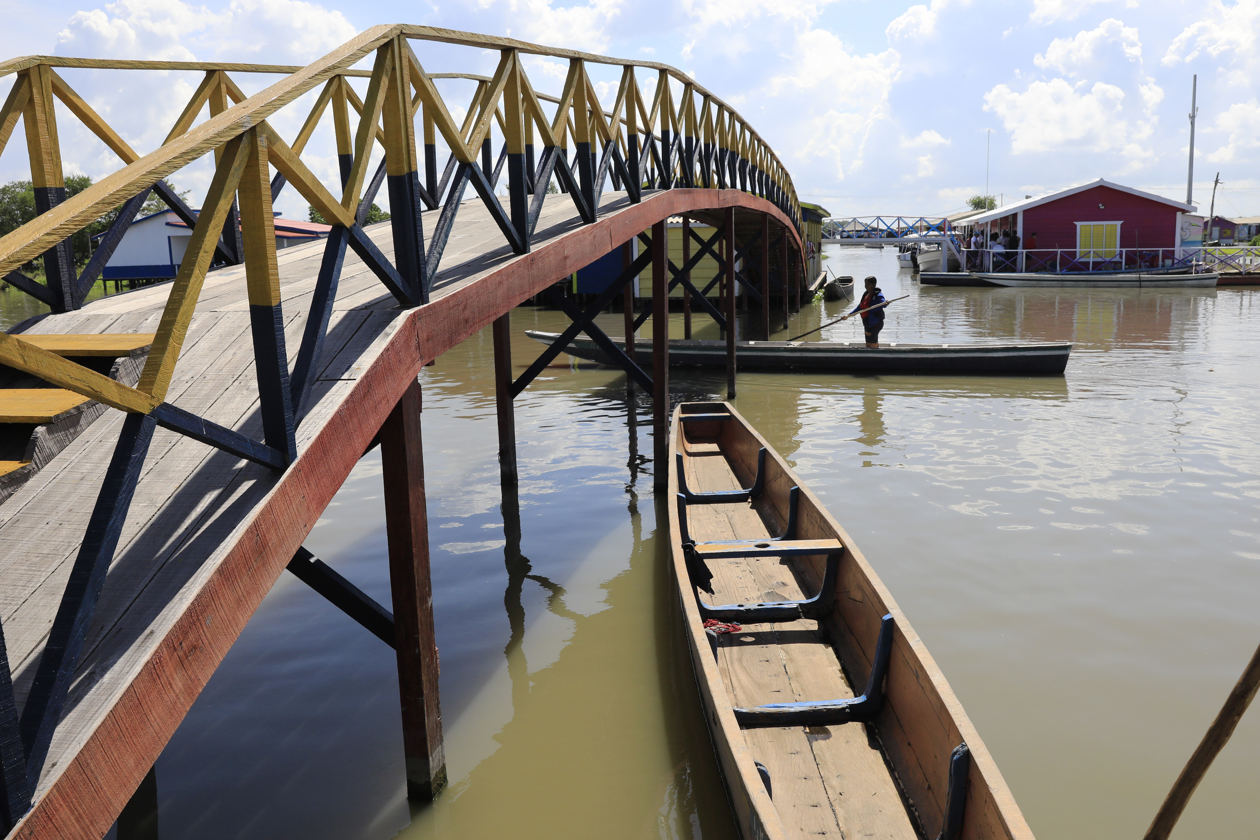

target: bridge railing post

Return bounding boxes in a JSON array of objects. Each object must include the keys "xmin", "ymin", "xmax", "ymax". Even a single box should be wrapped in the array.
[
  {"xmin": 380, "ymin": 378, "xmax": 446, "ymax": 801},
  {"xmin": 21, "ymin": 65, "xmax": 77, "ymax": 313}
]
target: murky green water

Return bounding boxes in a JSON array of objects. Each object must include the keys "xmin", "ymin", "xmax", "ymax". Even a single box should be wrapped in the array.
[{"xmin": 10, "ymin": 251, "xmax": 1260, "ymax": 839}]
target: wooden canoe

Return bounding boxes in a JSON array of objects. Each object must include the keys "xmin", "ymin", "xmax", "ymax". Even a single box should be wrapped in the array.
[
  {"xmin": 525, "ymin": 331, "xmax": 1072, "ymax": 376},
  {"xmin": 668, "ymin": 402, "xmax": 1035, "ymax": 840}
]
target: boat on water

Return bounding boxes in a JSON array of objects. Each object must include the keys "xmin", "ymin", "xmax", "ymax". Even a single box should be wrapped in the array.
[
  {"xmin": 524, "ymin": 330, "xmax": 1071, "ymax": 375},
  {"xmin": 822, "ymin": 275, "xmax": 854, "ymax": 301},
  {"xmin": 669, "ymin": 402, "xmax": 1035, "ymax": 840},
  {"xmin": 896, "ymin": 242, "xmax": 943, "ymax": 271},
  {"xmin": 920, "ymin": 268, "xmax": 1217, "ymax": 288},
  {"xmin": 975, "ymin": 271, "xmax": 1218, "ymax": 288}
]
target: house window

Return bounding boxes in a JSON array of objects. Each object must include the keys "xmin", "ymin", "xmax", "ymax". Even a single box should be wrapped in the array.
[{"xmin": 1076, "ymin": 222, "xmax": 1121, "ymax": 261}]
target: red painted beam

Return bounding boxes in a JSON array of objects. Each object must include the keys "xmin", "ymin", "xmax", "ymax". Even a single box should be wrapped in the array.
[{"xmin": 10, "ymin": 188, "xmax": 798, "ymax": 840}]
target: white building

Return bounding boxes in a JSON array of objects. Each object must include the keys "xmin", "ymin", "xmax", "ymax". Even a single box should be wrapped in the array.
[{"xmin": 95, "ymin": 209, "xmax": 332, "ymax": 281}]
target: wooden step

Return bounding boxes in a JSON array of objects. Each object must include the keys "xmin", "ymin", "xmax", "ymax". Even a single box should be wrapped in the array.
[
  {"xmin": 17, "ymin": 334, "xmax": 155, "ymax": 357},
  {"xmin": 0, "ymin": 390, "xmax": 93, "ymax": 423}
]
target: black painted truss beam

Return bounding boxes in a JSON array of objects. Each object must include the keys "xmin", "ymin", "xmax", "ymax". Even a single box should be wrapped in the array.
[{"xmin": 287, "ymin": 548, "xmax": 395, "ymax": 648}]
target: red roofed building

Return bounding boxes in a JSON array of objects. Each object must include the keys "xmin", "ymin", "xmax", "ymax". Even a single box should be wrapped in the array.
[
  {"xmin": 959, "ymin": 178, "xmax": 1200, "ymax": 272},
  {"xmin": 92, "ymin": 209, "xmax": 333, "ymax": 282}
]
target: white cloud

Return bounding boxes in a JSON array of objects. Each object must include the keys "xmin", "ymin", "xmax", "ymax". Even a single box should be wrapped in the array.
[
  {"xmin": 1164, "ymin": 0, "xmax": 1260, "ymax": 84},
  {"xmin": 1205, "ymin": 99, "xmax": 1260, "ymax": 162},
  {"xmin": 902, "ymin": 129, "xmax": 950, "ymax": 148},
  {"xmin": 1033, "ymin": 18, "xmax": 1141, "ymax": 75},
  {"xmin": 886, "ymin": 0, "xmax": 948, "ymax": 42},
  {"xmin": 916, "ymin": 154, "xmax": 935, "ymax": 177},
  {"xmin": 1030, "ymin": 0, "xmax": 1136, "ymax": 25},
  {"xmin": 58, "ymin": 0, "xmax": 356, "ymax": 64},
  {"xmin": 984, "ymin": 78, "xmax": 1128, "ymax": 153},
  {"xmin": 681, "ymin": 0, "xmax": 835, "ymax": 28},
  {"xmin": 489, "ymin": 0, "xmax": 624, "ymax": 54},
  {"xmin": 760, "ymin": 27, "xmax": 899, "ymax": 179}
]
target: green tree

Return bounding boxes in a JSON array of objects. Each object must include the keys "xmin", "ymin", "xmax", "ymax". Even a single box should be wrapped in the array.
[
  {"xmin": 310, "ymin": 203, "xmax": 390, "ymax": 224},
  {"xmin": 967, "ymin": 194, "xmax": 997, "ymax": 211},
  {"xmin": 0, "ymin": 175, "xmax": 117, "ymax": 272}
]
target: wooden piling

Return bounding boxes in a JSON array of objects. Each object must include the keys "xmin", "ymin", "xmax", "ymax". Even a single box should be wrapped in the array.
[
  {"xmin": 780, "ymin": 227, "xmax": 789, "ymax": 330},
  {"xmin": 622, "ymin": 240, "xmax": 635, "ymax": 359},
  {"xmin": 115, "ymin": 766, "xmax": 158, "ymax": 840},
  {"xmin": 761, "ymin": 213, "xmax": 770, "ymax": 339},
  {"xmin": 725, "ymin": 207, "xmax": 737, "ymax": 398},
  {"xmin": 652, "ymin": 220, "xmax": 669, "ymax": 488},
  {"xmin": 380, "ymin": 380, "xmax": 446, "ymax": 800},
  {"xmin": 492, "ymin": 313, "xmax": 517, "ymax": 484},
  {"xmin": 682, "ymin": 215, "xmax": 692, "ymax": 339}
]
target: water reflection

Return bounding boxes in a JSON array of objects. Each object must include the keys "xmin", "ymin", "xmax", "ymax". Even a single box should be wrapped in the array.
[{"xmin": 132, "ymin": 246, "xmax": 1260, "ymax": 840}]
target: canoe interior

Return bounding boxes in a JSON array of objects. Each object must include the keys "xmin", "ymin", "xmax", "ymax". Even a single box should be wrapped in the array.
[{"xmin": 670, "ymin": 402, "xmax": 1033, "ymax": 840}]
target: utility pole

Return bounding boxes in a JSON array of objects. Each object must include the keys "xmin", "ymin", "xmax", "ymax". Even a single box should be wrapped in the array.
[
  {"xmin": 1208, "ymin": 172, "xmax": 1221, "ymax": 241},
  {"xmin": 1187, "ymin": 75, "xmax": 1198, "ymax": 206},
  {"xmin": 985, "ymin": 128, "xmax": 990, "ymax": 202}
]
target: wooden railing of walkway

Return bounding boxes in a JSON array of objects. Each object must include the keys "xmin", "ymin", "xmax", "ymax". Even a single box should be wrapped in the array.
[{"xmin": 0, "ymin": 24, "xmax": 806, "ymax": 835}]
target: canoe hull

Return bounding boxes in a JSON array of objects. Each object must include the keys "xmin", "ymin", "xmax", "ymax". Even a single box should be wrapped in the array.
[
  {"xmin": 968, "ymin": 272, "xmax": 1216, "ymax": 288},
  {"xmin": 669, "ymin": 403, "xmax": 1035, "ymax": 840},
  {"xmin": 525, "ymin": 331, "xmax": 1072, "ymax": 375}
]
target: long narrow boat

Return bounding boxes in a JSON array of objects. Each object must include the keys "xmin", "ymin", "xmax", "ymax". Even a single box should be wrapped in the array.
[
  {"xmin": 977, "ymin": 271, "xmax": 1218, "ymax": 288},
  {"xmin": 669, "ymin": 403, "xmax": 1034, "ymax": 840},
  {"xmin": 920, "ymin": 269, "xmax": 1217, "ymax": 288},
  {"xmin": 525, "ymin": 330, "xmax": 1071, "ymax": 375}
]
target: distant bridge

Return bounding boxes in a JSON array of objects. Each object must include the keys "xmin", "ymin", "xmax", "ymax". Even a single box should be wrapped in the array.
[
  {"xmin": 823, "ymin": 215, "xmax": 956, "ymax": 241},
  {"xmin": 0, "ymin": 25, "xmax": 806, "ymax": 839}
]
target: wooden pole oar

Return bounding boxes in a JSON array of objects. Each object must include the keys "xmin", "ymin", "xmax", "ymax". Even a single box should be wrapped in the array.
[
  {"xmin": 788, "ymin": 295, "xmax": 908, "ymax": 342},
  {"xmin": 1142, "ymin": 640, "xmax": 1260, "ymax": 840}
]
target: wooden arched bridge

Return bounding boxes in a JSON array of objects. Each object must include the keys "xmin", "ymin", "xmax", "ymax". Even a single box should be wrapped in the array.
[{"xmin": 0, "ymin": 24, "xmax": 808, "ymax": 839}]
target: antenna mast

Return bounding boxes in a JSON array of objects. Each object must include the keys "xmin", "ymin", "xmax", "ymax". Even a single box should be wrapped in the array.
[{"xmin": 1187, "ymin": 75, "xmax": 1198, "ymax": 206}]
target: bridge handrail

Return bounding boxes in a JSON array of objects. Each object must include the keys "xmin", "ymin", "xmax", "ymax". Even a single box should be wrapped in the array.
[{"xmin": 0, "ymin": 24, "xmax": 799, "ymax": 278}]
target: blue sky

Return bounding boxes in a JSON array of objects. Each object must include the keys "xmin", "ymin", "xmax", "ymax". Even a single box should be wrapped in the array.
[{"xmin": 2, "ymin": 0, "xmax": 1259, "ymax": 220}]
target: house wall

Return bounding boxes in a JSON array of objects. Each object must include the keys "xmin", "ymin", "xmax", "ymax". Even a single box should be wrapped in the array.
[
  {"xmin": 104, "ymin": 213, "xmax": 179, "ymax": 278},
  {"xmin": 1021, "ymin": 186, "xmax": 1180, "ymax": 252}
]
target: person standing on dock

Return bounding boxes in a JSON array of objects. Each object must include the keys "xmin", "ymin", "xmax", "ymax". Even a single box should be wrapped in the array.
[{"xmin": 851, "ymin": 276, "xmax": 886, "ymax": 348}]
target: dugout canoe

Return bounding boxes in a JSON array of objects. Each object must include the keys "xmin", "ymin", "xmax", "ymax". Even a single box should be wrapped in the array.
[
  {"xmin": 669, "ymin": 402, "xmax": 1034, "ymax": 840},
  {"xmin": 525, "ymin": 330, "xmax": 1071, "ymax": 375}
]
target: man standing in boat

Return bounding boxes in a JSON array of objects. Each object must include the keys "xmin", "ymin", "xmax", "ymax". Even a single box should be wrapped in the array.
[{"xmin": 851, "ymin": 276, "xmax": 886, "ymax": 348}]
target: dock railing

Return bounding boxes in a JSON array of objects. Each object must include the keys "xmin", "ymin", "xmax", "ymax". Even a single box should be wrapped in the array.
[{"xmin": 0, "ymin": 25, "xmax": 803, "ymax": 830}]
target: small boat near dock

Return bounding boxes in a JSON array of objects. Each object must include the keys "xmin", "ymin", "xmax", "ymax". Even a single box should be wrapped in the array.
[
  {"xmin": 525, "ymin": 330, "xmax": 1072, "ymax": 375},
  {"xmin": 668, "ymin": 402, "xmax": 1035, "ymax": 840}
]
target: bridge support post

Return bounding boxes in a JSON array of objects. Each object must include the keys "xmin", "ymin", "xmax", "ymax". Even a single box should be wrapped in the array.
[
  {"xmin": 380, "ymin": 380, "xmax": 446, "ymax": 801},
  {"xmin": 493, "ymin": 313, "xmax": 518, "ymax": 485},
  {"xmin": 652, "ymin": 220, "xmax": 669, "ymax": 488},
  {"xmin": 623, "ymin": 240, "xmax": 636, "ymax": 363},
  {"xmin": 761, "ymin": 214, "xmax": 771, "ymax": 340},
  {"xmin": 781, "ymin": 227, "xmax": 789, "ymax": 330},
  {"xmin": 682, "ymin": 216, "xmax": 692, "ymax": 339},
  {"xmin": 725, "ymin": 207, "xmax": 737, "ymax": 399},
  {"xmin": 116, "ymin": 765, "xmax": 158, "ymax": 840}
]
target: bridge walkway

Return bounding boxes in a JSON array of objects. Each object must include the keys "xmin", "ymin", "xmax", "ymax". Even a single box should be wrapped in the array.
[{"xmin": 2, "ymin": 187, "xmax": 751, "ymax": 838}]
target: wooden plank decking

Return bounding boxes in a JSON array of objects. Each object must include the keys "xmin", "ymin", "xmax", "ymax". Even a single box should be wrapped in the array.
[{"xmin": 0, "ymin": 188, "xmax": 797, "ymax": 839}]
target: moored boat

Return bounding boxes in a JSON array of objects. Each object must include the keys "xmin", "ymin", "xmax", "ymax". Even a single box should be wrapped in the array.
[
  {"xmin": 920, "ymin": 269, "xmax": 1217, "ymax": 288},
  {"xmin": 669, "ymin": 402, "xmax": 1035, "ymax": 840},
  {"xmin": 524, "ymin": 330, "xmax": 1071, "ymax": 375},
  {"xmin": 976, "ymin": 271, "xmax": 1218, "ymax": 288}
]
